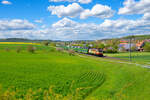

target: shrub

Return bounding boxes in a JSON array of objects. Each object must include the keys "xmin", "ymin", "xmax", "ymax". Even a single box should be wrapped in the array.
[
  {"xmin": 68, "ymin": 50, "xmax": 75, "ymax": 56},
  {"xmin": 98, "ymin": 43, "xmax": 105, "ymax": 49},
  {"xmin": 143, "ymin": 42, "xmax": 150, "ymax": 52},
  {"xmin": 131, "ymin": 45, "xmax": 137, "ymax": 51},
  {"xmin": 43, "ymin": 41, "xmax": 49, "ymax": 46},
  {"xmin": 16, "ymin": 46, "xmax": 22, "ymax": 53},
  {"xmin": 27, "ymin": 45, "xmax": 36, "ymax": 53},
  {"xmin": 5, "ymin": 47, "xmax": 10, "ymax": 52},
  {"xmin": 56, "ymin": 48, "xmax": 64, "ymax": 53},
  {"xmin": 119, "ymin": 46, "xmax": 126, "ymax": 52},
  {"xmin": 0, "ymin": 85, "xmax": 100, "ymax": 100},
  {"xmin": 50, "ymin": 42, "xmax": 56, "ymax": 47},
  {"xmin": 104, "ymin": 49, "xmax": 118, "ymax": 53},
  {"xmin": 49, "ymin": 48, "xmax": 56, "ymax": 52}
]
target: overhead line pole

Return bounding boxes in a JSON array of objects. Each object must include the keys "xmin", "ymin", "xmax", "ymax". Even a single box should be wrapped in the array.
[{"xmin": 129, "ymin": 36, "xmax": 132, "ymax": 61}]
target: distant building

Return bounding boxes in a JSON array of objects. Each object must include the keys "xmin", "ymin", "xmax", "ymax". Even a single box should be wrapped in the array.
[
  {"xmin": 118, "ymin": 40, "xmax": 145, "ymax": 52},
  {"xmin": 120, "ymin": 40, "xmax": 128, "ymax": 43},
  {"xmin": 118, "ymin": 43, "xmax": 136, "ymax": 52},
  {"xmin": 136, "ymin": 41, "xmax": 145, "ymax": 51},
  {"xmin": 145, "ymin": 39, "xmax": 150, "ymax": 42}
]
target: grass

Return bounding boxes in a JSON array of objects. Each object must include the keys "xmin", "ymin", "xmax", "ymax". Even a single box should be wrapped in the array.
[
  {"xmin": 0, "ymin": 44, "xmax": 150, "ymax": 99},
  {"xmin": 104, "ymin": 52, "xmax": 150, "ymax": 65},
  {"xmin": 0, "ymin": 42, "xmax": 40, "ymax": 45}
]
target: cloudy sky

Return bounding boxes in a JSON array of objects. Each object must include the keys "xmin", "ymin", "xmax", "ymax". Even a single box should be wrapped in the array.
[{"xmin": 0, "ymin": 0, "xmax": 150, "ymax": 40}]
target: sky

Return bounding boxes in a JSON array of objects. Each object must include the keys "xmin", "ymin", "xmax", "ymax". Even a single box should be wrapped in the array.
[{"xmin": 0, "ymin": 0, "xmax": 150, "ymax": 40}]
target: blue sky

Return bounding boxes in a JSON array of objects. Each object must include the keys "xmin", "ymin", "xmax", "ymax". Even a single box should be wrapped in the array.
[
  {"xmin": 0, "ymin": 0, "xmax": 150, "ymax": 40},
  {"xmin": 0, "ymin": 0, "xmax": 124, "ymax": 24}
]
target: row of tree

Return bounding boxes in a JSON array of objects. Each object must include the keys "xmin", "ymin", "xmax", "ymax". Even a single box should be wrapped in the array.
[
  {"xmin": 65, "ymin": 40, "xmax": 150, "ymax": 53},
  {"xmin": 42, "ymin": 39, "xmax": 150, "ymax": 53}
]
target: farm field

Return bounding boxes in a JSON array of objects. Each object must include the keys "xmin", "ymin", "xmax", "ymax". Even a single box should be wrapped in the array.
[
  {"xmin": 104, "ymin": 52, "xmax": 150, "ymax": 65},
  {"xmin": 0, "ymin": 44, "xmax": 150, "ymax": 99}
]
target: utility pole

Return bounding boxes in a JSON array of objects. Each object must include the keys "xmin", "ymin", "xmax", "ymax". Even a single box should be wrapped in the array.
[{"xmin": 129, "ymin": 36, "xmax": 132, "ymax": 61}]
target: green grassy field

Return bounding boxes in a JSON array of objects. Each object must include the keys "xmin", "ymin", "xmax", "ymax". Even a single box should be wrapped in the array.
[
  {"xmin": 104, "ymin": 52, "xmax": 150, "ymax": 65},
  {"xmin": 0, "ymin": 44, "xmax": 150, "ymax": 100}
]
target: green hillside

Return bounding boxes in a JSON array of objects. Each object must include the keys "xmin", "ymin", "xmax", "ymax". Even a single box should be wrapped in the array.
[
  {"xmin": 123, "ymin": 35, "xmax": 150, "ymax": 40},
  {"xmin": 0, "ymin": 44, "xmax": 150, "ymax": 100}
]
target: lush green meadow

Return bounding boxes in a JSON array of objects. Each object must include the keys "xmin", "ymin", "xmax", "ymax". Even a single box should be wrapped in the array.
[
  {"xmin": 104, "ymin": 52, "xmax": 150, "ymax": 65},
  {"xmin": 0, "ymin": 44, "xmax": 150, "ymax": 99}
]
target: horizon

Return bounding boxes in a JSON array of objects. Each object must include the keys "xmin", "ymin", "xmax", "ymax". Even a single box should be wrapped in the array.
[
  {"xmin": 0, "ymin": 34, "xmax": 150, "ymax": 41},
  {"xmin": 0, "ymin": 0, "xmax": 150, "ymax": 40}
]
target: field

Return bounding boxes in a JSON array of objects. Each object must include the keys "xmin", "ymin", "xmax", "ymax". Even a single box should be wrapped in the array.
[
  {"xmin": 0, "ymin": 44, "xmax": 150, "ymax": 99},
  {"xmin": 104, "ymin": 52, "xmax": 150, "ymax": 65}
]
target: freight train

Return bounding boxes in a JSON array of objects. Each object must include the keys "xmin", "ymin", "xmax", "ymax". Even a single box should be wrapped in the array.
[{"xmin": 62, "ymin": 46, "xmax": 103, "ymax": 57}]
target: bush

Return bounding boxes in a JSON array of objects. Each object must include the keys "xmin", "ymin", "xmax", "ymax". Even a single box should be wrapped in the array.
[
  {"xmin": 119, "ymin": 46, "xmax": 126, "ymax": 52},
  {"xmin": 50, "ymin": 42, "xmax": 56, "ymax": 47},
  {"xmin": 43, "ymin": 41, "xmax": 49, "ymax": 46},
  {"xmin": 104, "ymin": 49, "xmax": 118, "ymax": 53},
  {"xmin": 27, "ymin": 45, "xmax": 36, "ymax": 53},
  {"xmin": 5, "ymin": 47, "xmax": 10, "ymax": 52},
  {"xmin": 143, "ymin": 42, "xmax": 150, "ymax": 52},
  {"xmin": 131, "ymin": 45, "xmax": 137, "ymax": 51},
  {"xmin": 16, "ymin": 46, "xmax": 22, "ymax": 53},
  {"xmin": 49, "ymin": 48, "xmax": 56, "ymax": 52},
  {"xmin": 56, "ymin": 48, "xmax": 64, "ymax": 53},
  {"xmin": 68, "ymin": 50, "xmax": 75, "ymax": 56}
]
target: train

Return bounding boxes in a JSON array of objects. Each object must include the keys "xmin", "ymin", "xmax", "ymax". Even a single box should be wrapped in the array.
[
  {"xmin": 88, "ymin": 48, "xmax": 103, "ymax": 57},
  {"xmin": 61, "ymin": 46, "xmax": 103, "ymax": 57}
]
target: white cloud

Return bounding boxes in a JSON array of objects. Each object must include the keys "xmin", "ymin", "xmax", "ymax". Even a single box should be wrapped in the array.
[
  {"xmin": 0, "ymin": 29, "xmax": 51, "ymax": 40},
  {"xmin": 0, "ymin": 18, "xmax": 102, "ymax": 40},
  {"xmin": 118, "ymin": 0, "xmax": 150, "ymax": 15},
  {"xmin": 0, "ymin": 19, "xmax": 35, "ymax": 31},
  {"xmin": 49, "ymin": 0, "xmax": 92, "ymax": 4},
  {"xmin": 52, "ymin": 17, "xmax": 77, "ymax": 27},
  {"xmin": 142, "ymin": 13, "xmax": 150, "ymax": 20},
  {"xmin": 78, "ymin": 0, "xmax": 92, "ymax": 4},
  {"xmin": 48, "ymin": 3, "xmax": 114, "ymax": 19},
  {"xmin": 1, "ymin": 0, "xmax": 12, "ymax": 5},
  {"xmin": 51, "ymin": 17, "xmax": 150, "ymax": 40},
  {"xmin": 100, "ymin": 16, "xmax": 150, "ymax": 35},
  {"xmin": 34, "ymin": 19, "xmax": 43, "ymax": 23},
  {"xmin": 1, "ymin": 16, "xmax": 150, "ymax": 40},
  {"xmin": 41, "ymin": 25, "xmax": 46, "ymax": 29},
  {"xmin": 80, "ymin": 4, "xmax": 115, "ymax": 19},
  {"xmin": 48, "ymin": 3, "xmax": 83, "ymax": 18},
  {"xmin": 50, "ymin": 0, "xmax": 75, "ymax": 2},
  {"xmin": 51, "ymin": 18, "xmax": 101, "ymax": 40}
]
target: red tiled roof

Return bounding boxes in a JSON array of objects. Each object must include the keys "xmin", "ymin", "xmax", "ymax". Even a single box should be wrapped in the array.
[{"xmin": 136, "ymin": 41, "xmax": 144, "ymax": 47}]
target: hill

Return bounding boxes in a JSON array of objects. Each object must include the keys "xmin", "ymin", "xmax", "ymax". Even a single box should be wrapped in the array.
[
  {"xmin": 0, "ymin": 38, "xmax": 53, "ymax": 42},
  {"xmin": 123, "ymin": 35, "xmax": 150, "ymax": 40}
]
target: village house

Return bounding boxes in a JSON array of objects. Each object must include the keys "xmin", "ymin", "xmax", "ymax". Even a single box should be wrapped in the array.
[
  {"xmin": 118, "ymin": 40, "xmax": 145, "ymax": 52},
  {"xmin": 136, "ymin": 41, "xmax": 145, "ymax": 51}
]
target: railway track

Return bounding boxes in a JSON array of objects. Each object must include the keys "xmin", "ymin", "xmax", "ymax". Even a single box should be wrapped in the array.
[
  {"xmin": 77, "ymin": 53, "xmax": 150, "ymax": 69},
  {"xmin": 78, "ymin": 52, "xmax": 129, "ymax": 61}
]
